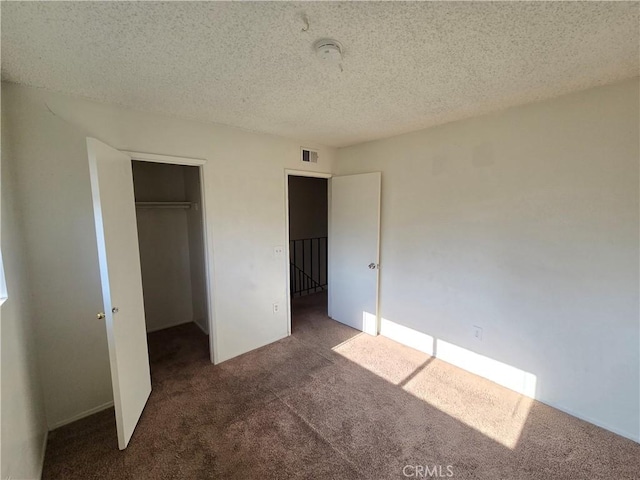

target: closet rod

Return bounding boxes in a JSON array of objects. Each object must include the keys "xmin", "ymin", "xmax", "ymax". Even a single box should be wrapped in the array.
[{"xmin": 135, "ymin": 201, "xmax": 196, "ymax": 209}]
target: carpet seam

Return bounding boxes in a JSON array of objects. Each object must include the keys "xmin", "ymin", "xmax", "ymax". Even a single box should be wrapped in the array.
[
  {"xmin": 289, "ymin": 334, "xmax": 340, "ymax": 365},
  {"xmin": 268, "ymin": 386, "xmax": 367, "ymax": 477}
]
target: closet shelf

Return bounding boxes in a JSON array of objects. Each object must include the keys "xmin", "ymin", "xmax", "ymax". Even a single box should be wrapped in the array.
[{"xmin": 135, "ymin": 201, "xmax": 197, "ymax": 210}]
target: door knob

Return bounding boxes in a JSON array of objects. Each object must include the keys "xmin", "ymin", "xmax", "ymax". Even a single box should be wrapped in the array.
[
  {"xmin": 368, "ymin": 263, "xmax": 378, "ymax": 269},
  {"xmin": 97, "ymin": 307, "xmax": 118, "ymax": 319}
]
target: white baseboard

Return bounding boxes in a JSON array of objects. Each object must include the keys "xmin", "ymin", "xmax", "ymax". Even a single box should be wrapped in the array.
[
  {"xmin": 37, "ymin": 430, "xmax": 49, "ymax": 480},
  {"xmin": 49, "ymin": 401, "xmax": 114, "ymax": 431},
  {"xmin": 381, "ymin": 318, "xmax": 535, "ymax": 397},
  {"xmin": 146, "ymin": 319, "xmax": 192, "ymax": 333},
  {"xmin": 539, "ymin": 399, "xmax": 639, "ymax": 444},
  {"xmin": 379, "ymin": 318, "xmax": 639, "ymax": 444},
  {"xmin": 380, "ymin": 318, "xmax": 435, "ymax": 355},
  {"xmin": 194, "ymin": 318, "xmax": 209, "ymax": 335},
  {"xmin": 218, "ymin": 331, "xmax": 288, "ymax": 364}
]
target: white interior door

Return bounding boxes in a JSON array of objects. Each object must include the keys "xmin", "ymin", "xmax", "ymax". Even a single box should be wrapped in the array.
[
  {"xmin": 329, "ymin": 172, "xmax": 381, "ymax": 335},
  {"xmin": 87, "ymin": 137, "xmax": 151, "ymax": 450}
]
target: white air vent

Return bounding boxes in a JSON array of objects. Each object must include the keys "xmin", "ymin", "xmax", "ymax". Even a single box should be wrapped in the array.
[{"xmin": 301, "ymin": 147, "xmax": 318, "ymax": 164}]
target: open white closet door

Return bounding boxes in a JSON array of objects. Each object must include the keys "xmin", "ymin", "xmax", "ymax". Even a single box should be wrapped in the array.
[
  {"xmin": 87, "ymin": 137, "xmax": 151, "ymax": 450},
  {"xmin": 329, "ymin": 172, "xmax": 381, "ymax": 335}
]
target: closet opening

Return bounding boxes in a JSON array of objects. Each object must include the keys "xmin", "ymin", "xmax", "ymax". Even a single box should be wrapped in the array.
[{"xmin": 131, "ymin": 160, "xmax": 211, "ymax": 370}]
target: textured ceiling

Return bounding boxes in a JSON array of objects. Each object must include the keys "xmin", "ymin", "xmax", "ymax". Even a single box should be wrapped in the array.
[{"xmin": 2, "ymin": 2, "xmax": 638, "ymax": 147}]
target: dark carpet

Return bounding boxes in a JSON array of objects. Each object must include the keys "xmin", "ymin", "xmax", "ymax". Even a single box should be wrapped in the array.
[{"xmin": 42, "ymin": 292, "xmax": 640, "ymax": 479}]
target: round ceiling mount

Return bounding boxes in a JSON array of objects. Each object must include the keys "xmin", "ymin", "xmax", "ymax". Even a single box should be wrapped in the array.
[{"xmin": 314, "ymin": 38, "xmax": 343, "ymax": 64}]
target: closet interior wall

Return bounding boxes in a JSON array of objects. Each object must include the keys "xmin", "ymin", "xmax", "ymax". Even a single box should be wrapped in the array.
[{"xmin": 132, "ymin": 161, "xmax": 208, "ymax": 333}]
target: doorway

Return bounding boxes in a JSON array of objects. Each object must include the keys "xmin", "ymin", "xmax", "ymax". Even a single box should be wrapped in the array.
[
  {"xmin": 287, "ymin": 174, "xmax": 329, "ymax": 333},
  {"xmin": 130, "ymin": 160, "xmax": 212, "ymax": 379},
  {"xmin": 285, "ymin": 169, "xmax": 382, "ymax": 338}
]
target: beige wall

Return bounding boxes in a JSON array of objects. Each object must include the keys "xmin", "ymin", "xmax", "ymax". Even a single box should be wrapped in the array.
[
  {"xmin": 1, "ymin": 107, "xmax": 48, "ymax": 479},
  {"xmin": 336, "ymin": 79, "xmax": 640, "ymax": 441},
  {"xmin": 2, "ymin": 82, "xmax": 335, "ymax": 429}
]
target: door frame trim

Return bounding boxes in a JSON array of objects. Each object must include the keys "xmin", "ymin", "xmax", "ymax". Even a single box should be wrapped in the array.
[
  {"xmin": 284, "ymin": 169, "xmax": 332, "ymax": 336},
  {"xmin": 122, "ymin": 151, "xmax": 206, "ymax": 167},
  {"xmin": 126, "ymin": 150, "xmax": 218, "ymax": 364}
]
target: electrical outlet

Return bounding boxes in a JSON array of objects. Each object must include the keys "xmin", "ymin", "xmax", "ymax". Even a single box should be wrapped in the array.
[
  {"xmin": 273, "ymin": 303, "xmax": 280, "ymax": 314},
  {"xmin": 473, "ymin": 325, "xmax": 483, "ymax": 341},
  {"xmin": 274, "ymin": 246, "xmax": 284, "ymax": 256}
]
